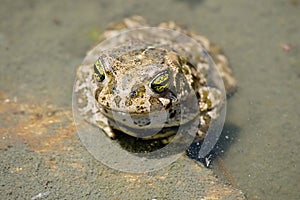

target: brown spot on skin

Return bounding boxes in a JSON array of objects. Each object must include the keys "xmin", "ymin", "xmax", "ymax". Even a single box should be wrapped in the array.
[
  {"xmin": 95, "ymin": 88, "xmax": 101, "ymax": 101},
  {"xmin": 135, "ymin": 105, "xmax": 146, "ymax": 112},
  {"xmin": 134, "ymin": 58, "xmax": 141, "ymax": 64},
  {"xmin": 114, "ymin": 95, "xmax": 122, "ymax": 107},
  {"xmin": 149, "ymin": 96, "xmax": 163, "ymax": 111},
  {"xmin": 171, "ymin": 59, "xmax": 180, "ymax": 68},
  {"xmin": 125, "ymin": 98, "xmax": 132, "ymax": 106}
]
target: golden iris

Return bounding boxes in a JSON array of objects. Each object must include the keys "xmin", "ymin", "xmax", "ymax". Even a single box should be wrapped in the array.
[
  {"xmin": 93, "ymin": 59, "xmax": 105, "ymax": 82},
  {"xmin": 150, "ymin": 70, "xmax": 170, "ymax": 93}
]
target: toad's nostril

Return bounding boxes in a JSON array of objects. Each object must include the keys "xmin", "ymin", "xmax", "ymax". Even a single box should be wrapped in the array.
[{"xmin": 129, "ymin": 90, "xmax": 137, "ymax": 98}]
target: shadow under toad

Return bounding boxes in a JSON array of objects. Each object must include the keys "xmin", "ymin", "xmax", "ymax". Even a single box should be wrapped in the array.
[{"xmin": 187, "ymin": 122, "xmax": 241, "ymax": 165}]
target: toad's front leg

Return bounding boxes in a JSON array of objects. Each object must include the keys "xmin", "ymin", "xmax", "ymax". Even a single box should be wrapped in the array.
[{"xmin": 94, "ymin": 111, "xmax": 116, "ymax": 139}]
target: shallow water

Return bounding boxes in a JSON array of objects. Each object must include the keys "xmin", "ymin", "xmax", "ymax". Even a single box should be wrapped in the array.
[{"xmin": 0, "ymin": 0, "xmax": 299, "ymax": 199}]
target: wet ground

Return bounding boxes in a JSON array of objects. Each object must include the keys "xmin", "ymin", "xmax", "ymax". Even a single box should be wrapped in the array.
[{"xmin": 0, "ymin": 0, "xmax": 299, "ymax": 199}]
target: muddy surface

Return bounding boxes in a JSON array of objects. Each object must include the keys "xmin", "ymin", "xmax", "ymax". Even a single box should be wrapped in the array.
[{"xmin": 0, "ymin": 97, "xmax": 244, "ymax": 199}]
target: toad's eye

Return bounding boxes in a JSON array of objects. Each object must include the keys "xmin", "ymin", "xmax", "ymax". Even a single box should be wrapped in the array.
[
  {"xmin": 150, "ymin": 70, "xmax": 170, "ymax": 93},
  {"xmin": 93, "ymin": 59, "xmax": 105, "ymax": 82}
]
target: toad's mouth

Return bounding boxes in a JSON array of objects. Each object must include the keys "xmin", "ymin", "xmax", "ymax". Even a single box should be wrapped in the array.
[
  {"xmin": 101, "ymin": 108, "xmax": 200, "ymax": 139},
  {"xmin": 109, "ymin": 120, "xmax": 180, "ymax": 139},
  {"xmin": 98, "ymin": 104, "xmax": 200, "ymax": 131}
]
